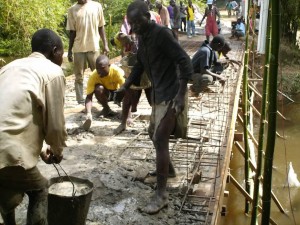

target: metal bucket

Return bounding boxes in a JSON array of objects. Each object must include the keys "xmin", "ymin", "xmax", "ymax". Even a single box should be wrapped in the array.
[{"xmin": 48, "ymin": 176, "xmax": 93, "ymax": 225}]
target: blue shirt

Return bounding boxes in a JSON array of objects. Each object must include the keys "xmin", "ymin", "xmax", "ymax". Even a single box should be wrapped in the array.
[
  {"xmin": 192, "ymin": 41, "xmax": 217, "ymax": 74},
  {"xmin": 236, "ymin": 22, "xmax": 245, "ymax": 35}
]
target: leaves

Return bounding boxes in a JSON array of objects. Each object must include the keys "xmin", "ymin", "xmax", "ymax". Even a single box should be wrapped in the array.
[{"xmin": 0, "ymin": 0, "xmax": 70, "ymax": 56}]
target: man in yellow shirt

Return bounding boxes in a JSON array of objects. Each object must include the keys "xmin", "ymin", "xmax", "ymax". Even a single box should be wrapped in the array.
[
  {"xmin": 186, "ymin": 0, "xmax": 195, "ymax": 38},
  {"xmin": 83, "ymin": 55, "xmax": 125, "ymax": 130}
]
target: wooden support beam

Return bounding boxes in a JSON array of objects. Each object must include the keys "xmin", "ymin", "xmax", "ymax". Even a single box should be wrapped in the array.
[
  {"xmin": 248, "ymin": 84, "xmax": 287, "ymax": 120},
  {"xmin": 237, "ymin": 114, "xmax": 259, "ymax": 147},
  {"xmin": 229, "ymin": 174, "xmax": 278, "ymax": 225},
  {"xmin": 247, "ymin": 100, "xmax": 285, "ymax": 139}
]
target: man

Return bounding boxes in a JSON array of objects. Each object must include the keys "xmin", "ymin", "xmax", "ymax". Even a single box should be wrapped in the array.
[
  {"xmin": 110, "ymin": 32, "xmax": 134, "ymax": 57},
  {"xmin": 0, "ymin": 28, "xmax": 67, "ymax": 225},
  {"xmin": 113, "ymin": 2, "xmax": 162, "ymax": 135},
  {"xmin": 230, "ymin": 17, "xmax": 245, "ymax": 40},
  {"xmin": 83, "ymin": 55, "xmax": 125, "ymax": 131},
  {"xmin": 170, "ymin": 0, "xmax": 181, "ymax": 40},
  {"xmin": 155, "ymin": 0, "xmax": 170, "ymax": 27},
  {"xmin": 199, "ymin": 3, "xmax": 221, "ymax": 41},
  {"xmin": 118, "ymin": 0, "xmax": 193, "ymax": 214},
  {"xmin": 179, "ymin": 1, "xmax": 187, "ymax": 32},
  {"xmin": 190, "ymin": 35, "xmax": 227, "ymax": 96},
  {"xmin": 66, "ymin": 0, "xmax": 109, "ymax": 104},
  {"xmin": 186, "ymin": 0, "xmax": 196, "ymax": 38}
]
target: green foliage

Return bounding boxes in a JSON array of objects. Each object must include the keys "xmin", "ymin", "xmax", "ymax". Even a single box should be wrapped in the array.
[
  {"xmin": 0, "ymin": 0, "xmax": 70, "ymax": 56},
  {"xmin": 100, "ymin": 0, "xmax": 132, "ymax": 58},
  {"xmin": 280, "ymin": 73, "xmax": 300, "ymax": 95},
  {"xmin": 280, "ymin": 0, "xmax": 300, "ymax": 45}
]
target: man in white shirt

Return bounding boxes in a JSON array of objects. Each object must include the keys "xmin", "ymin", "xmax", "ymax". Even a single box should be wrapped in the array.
[
  {"xmin": 66, "ymin": 0, "xmax": 109, "ymax": 104},
  {"xmin": 0, "ymin": 28, "xmax": 67, "ymax": 225}
]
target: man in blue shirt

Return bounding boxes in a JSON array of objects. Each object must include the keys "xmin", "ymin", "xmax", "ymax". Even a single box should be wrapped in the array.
[
  {"xmin": 190, "ymin": 35, "xmax": 227, "ymax": 96},
  {"xmin": 230, "ymin": 17, "xmax": 245, "ymax": 40}
]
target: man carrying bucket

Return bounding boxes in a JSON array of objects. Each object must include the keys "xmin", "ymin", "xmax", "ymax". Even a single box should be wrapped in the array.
[{"xmin": 0, "ymin": 29, "xmax": 67, "ymax": 225}]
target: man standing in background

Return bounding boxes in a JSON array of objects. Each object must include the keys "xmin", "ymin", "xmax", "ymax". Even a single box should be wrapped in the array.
[
  {"xmin": 155, "ymin": 0, "xmax": 170, "ymax": 27},
  {"xmin": 67, "ymin": 0, "xmax": 109, "ymax": 104},
  {"xmin": 186, "ymin": 0, "xmax": 196, "ymax": 38}
]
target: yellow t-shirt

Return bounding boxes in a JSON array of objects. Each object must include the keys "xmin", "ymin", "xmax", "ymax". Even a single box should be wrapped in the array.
[
  {"xmin": 86, "ymin": 64, "xmax": 125, "ymax": 95},
  {"xmin": 187, "ymin": 6, "xmax": 195, "ymax": 21}
]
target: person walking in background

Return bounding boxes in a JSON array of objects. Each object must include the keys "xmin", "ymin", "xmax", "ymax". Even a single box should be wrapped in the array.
[
  {"xmin": 167, "ymin": 1, "xmax": 174, "ymax": 27},
  {"xmin": 225, "ymin": 0, "xmax": 232, "ymax": 17},
  {"xmin": 179, "ymin": 1, "xmax": 187, "ymax": 32},
  {"xmin": 199, "ymin": 2, "xmax": 221, "ymax": 42},
  {"xmin": 82, "ymin": 55, "xmax": 125, "ymax": 130},
  {"xmin": 155, "ymin": 0, "xmax": 170, "ymax": 27},
  {"xmin": 0, "ymin": 28, "xmax": 67, "ymax": 225},
  {"xmin": 170, "ymin": 0, "xmax": 181, "ymax": 40},
  {"xmin": 234, "ymin": 2, "xmax": 242, "ymax": 19},
  {"xmin": 186, "ymin": 0, "xmax": 196, "ymax": 38},
  {"xmin": 66, "ymin": 0, "xmax": 109, "ymax": 105},
  {"xmin": 119, "ymin": 0, "xmax": 193, "ymax": 214}
]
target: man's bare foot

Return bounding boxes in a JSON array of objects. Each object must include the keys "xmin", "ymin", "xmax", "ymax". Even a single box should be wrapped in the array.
[
  {"xmin": 97, "ymin": 107, "xmax": 117, "ymax": 117},
  {"xmin": 113, "ymin": 123, "xmax": 126, "ymax": 135},
  {"xmin": 141, "ymin": 193, "xmax": 169, "ymax": 214}
]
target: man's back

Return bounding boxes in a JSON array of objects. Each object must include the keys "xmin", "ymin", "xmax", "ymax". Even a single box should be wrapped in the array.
[
  {"xmin": 0, "ymin": 53, "xmax": 66, "ymax": 170},
  {"xmin": 192, "ymin": 42, "xmax": 217, "ymax": 73}
]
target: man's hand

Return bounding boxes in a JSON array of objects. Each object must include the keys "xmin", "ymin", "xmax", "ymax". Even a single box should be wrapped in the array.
[
  {"xmin": 219, "ymin": 77, "xmax": 227, "ymax": 86},
  {"xmin": 102, "ymin": 45, "xmax": 110, "ymax": 55},
  {"xmin": 40, "ymin": 146, "xmax": 63, "ymax": 164},
  {"xmin": 67, "ymin": 50, "xmax": 73, "ymax": 62},
  {"xmin": 115, "ymin": 85, "xmax": 126, "ymax": 94}
]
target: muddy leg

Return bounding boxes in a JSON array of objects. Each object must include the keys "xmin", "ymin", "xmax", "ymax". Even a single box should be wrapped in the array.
[
  {"xmin": 26, "ymin": 188, "xmax": 48, "ymax": 225},
  {"xmin": 114, "ymin": 90, "xmax": 132, "ymax": 135},
  {"xmin": 142, "ymin": 106, "xmax": 175, "ymax": 214}
]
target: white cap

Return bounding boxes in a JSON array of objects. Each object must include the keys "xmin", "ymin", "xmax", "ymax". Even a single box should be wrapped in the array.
[{"xmin": 207, "ymin": 0, "xmax": 213, "ymax": 4}]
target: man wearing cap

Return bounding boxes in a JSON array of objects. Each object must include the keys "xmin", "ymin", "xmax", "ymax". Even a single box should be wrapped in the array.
[{"xmin": 190, "ymin": 35, "xmax": 227, "ymax": 96}]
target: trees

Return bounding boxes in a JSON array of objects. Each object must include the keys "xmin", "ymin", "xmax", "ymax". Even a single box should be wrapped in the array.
[
  {"xmin": 0, "ymin": 0, "xmax": 132, "ymax": 57},
  {"xmin": 281, "ymin": 0, "xmax": 300, "ymax": 45},
  {"xmin": 0, "ymin": 0, "xmax": 70, "ymax": 56}
]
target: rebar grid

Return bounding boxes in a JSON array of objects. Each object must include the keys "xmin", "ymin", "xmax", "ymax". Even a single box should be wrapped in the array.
[{"xmin": 114, "ymin": 38, "xmax": 244, "ymax": 224}]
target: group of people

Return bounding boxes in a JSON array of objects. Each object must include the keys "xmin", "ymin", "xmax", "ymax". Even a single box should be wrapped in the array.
[{"xmin": 0, "ymin": 0, "xmax": 239, "ymax": 223}]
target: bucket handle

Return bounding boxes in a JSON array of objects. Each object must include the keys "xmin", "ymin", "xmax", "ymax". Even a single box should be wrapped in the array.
[{"xmin": 52, "ymin": 163, "xmax": 76, "ymax": 197}]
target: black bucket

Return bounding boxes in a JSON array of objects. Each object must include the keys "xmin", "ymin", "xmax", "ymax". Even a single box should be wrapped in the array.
[{"xmin": 48, "ymin": 176, "xmax": 93, "ymax": 225}]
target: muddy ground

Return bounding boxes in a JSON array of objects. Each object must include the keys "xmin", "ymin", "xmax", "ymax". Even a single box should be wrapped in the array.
[{"xmin": 0, "ymin": 13, "xmax": 242, "ymax": 225}]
